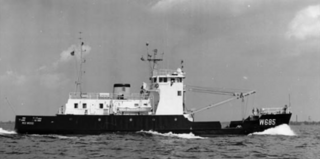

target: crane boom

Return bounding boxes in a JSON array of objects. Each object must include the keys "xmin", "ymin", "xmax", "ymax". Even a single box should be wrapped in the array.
[
  {"xmin": 189, "ymin": 90, "xmax": 256, "ymax": 115},
  {"xmin": 185, "ymin": 85, "xmax": 252, "ymax": 96}
]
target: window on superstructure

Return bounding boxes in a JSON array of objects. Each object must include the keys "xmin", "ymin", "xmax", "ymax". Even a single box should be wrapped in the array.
[
  {"xmin": 159, "ymin": 77, "xmax": 163, "ymax": 83},
  {"xmin": 99, "ymin": 103, "xmax": 103, "ymax": 109},
  {"xmin": 177, "ymin": 91, "xmax": 182, "ymax": 96},
  {"xmin": 153, "ymin": 77, "xmax": 157, "ymax": 83},
  {"xmin": 177, "ymin": 78, "xmax": 182, "ymax": 83},
  {"xmin": 74, "ymin": 103, "xmax": 78, "ymax": 109},
  {"xmin": 83, "ymin": 103, "xmax": 87, "ymax": 109},
  {"xmin": 164, "ymin": 78, "xmax": 168, "ymax": 82}
]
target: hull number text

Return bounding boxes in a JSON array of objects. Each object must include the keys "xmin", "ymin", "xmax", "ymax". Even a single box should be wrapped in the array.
[{"xmin": 259, "ymin": 119, "xmax": 276, "ymax": 126}]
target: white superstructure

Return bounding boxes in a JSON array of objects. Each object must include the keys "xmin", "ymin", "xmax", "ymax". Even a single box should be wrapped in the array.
[
  {"xmin": 57, "ymin": 42, "xmax": 189, "ymax": 116},
  {"xmin": 58, "ymin": 68, "xmax": 186, "ymax": 116},
  {"xmin": 60, "ymin": 92, "xmax": 152, "ymax": 115},
  {"xmin": 152, "ymin": 68, "xmax": 185, "ymax": 115}
]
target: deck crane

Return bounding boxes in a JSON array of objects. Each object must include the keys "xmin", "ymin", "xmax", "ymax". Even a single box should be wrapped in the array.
[{"xmin": 184, "ymin": 85, "xmax": 256, "ymax": 115}]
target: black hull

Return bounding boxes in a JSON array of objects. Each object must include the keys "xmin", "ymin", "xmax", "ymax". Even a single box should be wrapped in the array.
[{"xmin": 15, "ymin": 113, "xmax": 292, "ymax": 136}]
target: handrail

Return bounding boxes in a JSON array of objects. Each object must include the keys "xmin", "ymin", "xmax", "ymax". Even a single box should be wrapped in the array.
[
  {"xmin": 153, "ymin": 69, "xmax": 184, "ymax": 76},
  {"xmin": 69, "ymin": 92, "xmax": 149, "ymax": 100},
  {"xmin": 259, "ymin": 107, "xmax": 289, "ymax": 115},
  {"xmin": 118, "ymin": 107, "xmax": 152, "ymax": 112}
]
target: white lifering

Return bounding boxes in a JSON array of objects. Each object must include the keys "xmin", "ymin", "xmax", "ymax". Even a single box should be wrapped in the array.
[{"xmin": 155, "ymin": 83, "xmax": 159, "ymax": 88}]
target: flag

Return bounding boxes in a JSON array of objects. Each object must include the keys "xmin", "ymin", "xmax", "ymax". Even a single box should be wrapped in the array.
[
  {"xmin": 142, "ymin": 82, "xmax": 147, "ymax": 90},
  {"xmin": 181, "ymin": 60, "xmax": 184, "ymax": 69},
  {"xmin": 147, "ymin": 54, "xmax": 152, "ymax": 58},
  {"xmin": 81, "ymin": 42, "xmax": 84, "ymax": 46},
  {"xmin": 70, "ymin": 51, "xmax": 75, "ymax": 56}
]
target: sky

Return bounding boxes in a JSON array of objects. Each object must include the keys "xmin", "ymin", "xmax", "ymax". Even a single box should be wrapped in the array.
[{"xmin": 0, "ymin": 0, "xmax": 319, "ymax": 122}]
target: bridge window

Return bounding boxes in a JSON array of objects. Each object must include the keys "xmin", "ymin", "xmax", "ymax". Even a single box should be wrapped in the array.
[
  {"xmin": 177, "ymin": 91, "xmax": 182, "ymax": 96},
  {"xmin": 99, "ymin": 103, "xmax": 103, "ymax": 109},
  {"xmin": 159, "ymin": 77, "xmax": 167, "ymax": 83},
  {"xmin": 153, "ymin": 77, "xmax": 157, "ymax": 83},
  {"xmin": 83, "ymin": 103, "xmax": 87, "ymax": 109},
  {"xmin": 74, "ymin": 103, "xmax": 78, "ymax": 109},
  {"xmin": 177, "ymin": 78, "xmax": 182, "ymax": 83}
]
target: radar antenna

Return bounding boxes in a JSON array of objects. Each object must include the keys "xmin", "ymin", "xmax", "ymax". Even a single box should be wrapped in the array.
[{"xmin": 141, "ymin": 43, "xmax": 163, "ymax": 85}]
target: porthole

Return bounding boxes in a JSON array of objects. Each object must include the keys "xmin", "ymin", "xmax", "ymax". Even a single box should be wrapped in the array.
[
  {"xmin": 129, "ymin": 118, "xmax": 132, "ymax": 122},
  {"xmin": 174, "ymin": 118, "xmax": 177, "ymax": 121},
  {"xmin": 98, "ymin": 118, "xmax": 101, "ymax": 121}
]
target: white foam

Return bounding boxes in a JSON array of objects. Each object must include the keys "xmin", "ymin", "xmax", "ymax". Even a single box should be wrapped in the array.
[
  {"xmin": 250, "ymin": 124, "xmax": 296, "ymax": 136},
  {"xmin": 44, "ymin": 135, "xmax": 77, "ymax": 139},
  {"xmin": 0, "ymin": 127, "xmax": 16, "ymax": 135},
  {"xmin": 30, "ymin": 134, "xmax": 77, "ymax": 139},
  {"xmin": 138, "ymin": 130, "xmax": 205, "ymax": 139}
]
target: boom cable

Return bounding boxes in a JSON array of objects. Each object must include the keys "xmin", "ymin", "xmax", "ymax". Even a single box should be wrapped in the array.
[{"xmin": 5, "ymin": 97, "xmax": 16, "ymax": 115}]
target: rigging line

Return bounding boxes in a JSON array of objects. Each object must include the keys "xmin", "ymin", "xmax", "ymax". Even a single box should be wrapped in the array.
[
  {"xmin": 186, "ymin": 89, "xmax": 235, "ymax": 96},
  {"xmin": 186, "ymin": 88, "xmax": 236, "ymax": 94},
  {"xmin": 5, "ymin": 97, "xmax": 16, "ymax": 115},
  {"xmin": 185, "ymin": 87, "xmax": 246, "ymax": 96},
  {"xmin": 186, "ymin": 85, "xmax": 253, "ymax": 93},
  {"xmin": 163, "ymin": 12, "xmax": 168, "ymax": 70},
  {"xmin": 191, "ymin": 96, "xmax": 237, "ymax": 114}
]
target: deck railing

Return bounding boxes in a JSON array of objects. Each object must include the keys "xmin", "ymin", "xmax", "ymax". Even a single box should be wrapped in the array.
[
  {"xmin": 260, "ymin": 107, "xmax": 289, "ymax": 115},
  {"xmin": 153, "ymin": 69, "xmax": 182, "ymax": 76},
  {"xmin": 69, "ymin": 92, "xmax": 149, "ymax": 100}
]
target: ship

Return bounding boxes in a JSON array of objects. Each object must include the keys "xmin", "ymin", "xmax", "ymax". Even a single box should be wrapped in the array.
[{"xmin": 14, "ymin": 42, "xmax": 292, "ymax": 136}]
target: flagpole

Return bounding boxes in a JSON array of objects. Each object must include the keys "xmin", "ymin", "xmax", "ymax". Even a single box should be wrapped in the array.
[
  {"xmin": 76, "ymin": 32, "xmax": 83, "ymax": 96},
  {"xmin": 79, "ymin": 41, "xmax": 83, "ymax": 95}
]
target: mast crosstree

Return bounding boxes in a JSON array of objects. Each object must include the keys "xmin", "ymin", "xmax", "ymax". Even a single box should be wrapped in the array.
[{"xmin": 141, "ymin": 43, "xmax": 163, "ymax": 85}]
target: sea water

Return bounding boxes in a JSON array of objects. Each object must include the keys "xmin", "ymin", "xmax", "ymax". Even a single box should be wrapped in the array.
[{"xmin": 0, "ymin": 123, "xmax": 319, "ymax": 159}]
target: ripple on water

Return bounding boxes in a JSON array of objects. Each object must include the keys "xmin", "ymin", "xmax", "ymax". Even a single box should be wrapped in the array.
[{"xmin": 0, "ymin": 125, "xmax": 320, "ymax": 159}]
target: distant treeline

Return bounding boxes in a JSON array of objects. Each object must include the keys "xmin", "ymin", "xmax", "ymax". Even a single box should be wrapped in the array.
[
  {"xmin": 0, "ymin": 121, "xmax": 15, "ymax": 130},
  {"xmin": 290, "ymin": 121, "xmax": 320, "ymax": 125}
]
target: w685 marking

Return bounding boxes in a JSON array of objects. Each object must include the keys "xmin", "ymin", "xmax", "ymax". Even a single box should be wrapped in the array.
[{"xmin": 259, "ymin": 119, "xmax": 276, "ymax": 125}]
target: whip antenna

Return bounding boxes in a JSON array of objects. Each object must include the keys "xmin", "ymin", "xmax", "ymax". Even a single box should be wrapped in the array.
[{"xmin": 5, "ymin": 97, "xmax": 16, "ymax": 115}]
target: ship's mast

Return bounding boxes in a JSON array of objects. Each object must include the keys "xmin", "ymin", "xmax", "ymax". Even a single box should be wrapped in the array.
[
  {"xmin": 142, "ymin": 43, "xmax": 163, "ymax": 85},
  {"xmin": 75, "ymin": 32, "xmax": 85, "ymax": 95}
]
